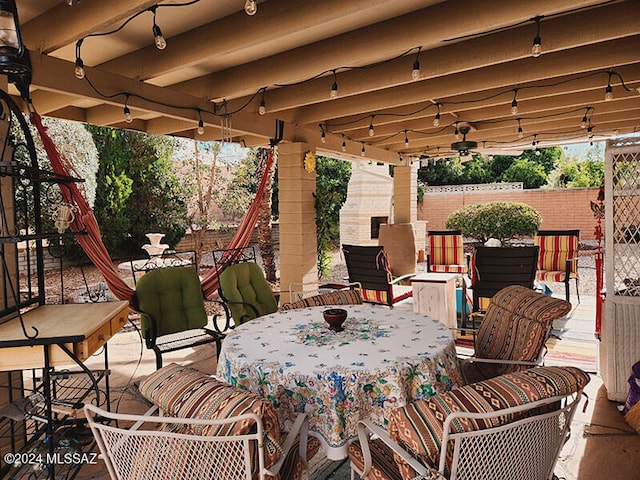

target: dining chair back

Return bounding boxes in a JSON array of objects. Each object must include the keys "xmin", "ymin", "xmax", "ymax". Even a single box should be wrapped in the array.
[
  {"xmin": 426, "ymin": 230, "xmax": 467, "ymax": 274},
  {"xmin": 342, "ymin": 244, "xmax": 413, "ymax": 306},
  {"xmin": 132, "ymin": 266, "xmax": 223, "ymax": 369},
  {"xmin": 534, "ymin": 229, "xmax": 580, "ymax": 303},
  {"xmin": 218, "ymin": 261, "xmax": 278, "ymax": 326},
  {"xmin": 470, "ymin": 245, "xmax": 539, "ymax": 313}
]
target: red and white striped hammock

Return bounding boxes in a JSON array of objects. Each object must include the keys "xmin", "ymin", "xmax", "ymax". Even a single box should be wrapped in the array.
[{"xmin": 30, "ymin": 110, "xmax": 274, "ymax": 302}]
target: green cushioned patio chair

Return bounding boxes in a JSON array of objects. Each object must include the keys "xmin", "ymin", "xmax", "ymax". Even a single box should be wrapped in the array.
[
  {"xmin": 218, "ymin": 262, "xmax": 278, "ymax": 327},
  {"xmin": 132, "ymin": 266, "xmax": 224, "ymax": 369}
]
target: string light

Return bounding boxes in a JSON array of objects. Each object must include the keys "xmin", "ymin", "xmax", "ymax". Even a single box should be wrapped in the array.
[
  {"xmin": 74, "ymin": 39, "xmax": 85, "ymax": 79},
  {"xmin": 433, "ymin": 103, "xmax": 441, "ymax": 127},
  {"xmin": 320, "ymin": 125, "xmax": 326, "ymax": 143},
  {"xmin": 244, "ymin": 0, "xmax": 257, "ymax": 16},
  {"xmin": 517, "ymin": 118, "xmax": 524, "ymax": 139},
  {"xmin": 368, "ymin": 117, "xmax": 375, "ymax": 136},
  {"xmin": 151, "ymin": 7, "xmax": 167, "ymax": 50},
  {"xmin": 330, "ymin": 70, "xmax": 338, "ymax": 99},
  {"xmin": 587, "ymin": 125, "xmax": 594, "ymax": 139},
  {"xmin": 581, "ymin": 106, "xmax": 592, "ymax": 128},
  {"xmin": 511, "ymin": 89, "xmax": 519, "ymax": 115},
  {"xmin": 404, "ymin": 130, "xmax": 409, "ymax": 148},
  {"xmin": 197, "ymin": 110, "xmax": 204, "ymax": 135},
  {"xmin": 531, "ymin": 17, "xmax": 542, "ymax": 57},
  {"xmin": 123, "ymin": 94, "xmax": 133, "ymax": 123},
  {"xmin": 361, "ymin": 142, "xmax": 366, "ymax": 156},
  {"xmin": 258, "ymin": 89, "xmax": 266, "ymax": 115},
  {"xmin": 341, "ymin": 134, "xmax": 346, "ymax": 152},
  {"xmin": 411, "ymin": 47, "xmax": 421, "ymax": 81},
  {"xmin": 604, "ymin": 71, "xmax": 614, "ymax": 101}
]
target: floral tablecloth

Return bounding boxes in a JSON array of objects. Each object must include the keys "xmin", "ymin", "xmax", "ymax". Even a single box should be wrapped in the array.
[{"xmin": 216, "ymin": 304, "xmax": 462, "ymax": 460}]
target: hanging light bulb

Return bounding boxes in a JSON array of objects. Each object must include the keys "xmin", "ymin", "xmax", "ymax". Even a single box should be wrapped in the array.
[
  {"xmin": 361, "ymin": 143, "xmax": 366, "ymax": 157},
  {"xmin": 604, "ymin": 84, "xmax": 613, "ymax": 101},
  {"xmin": 404, "ymin": 131, "xmax": 409, "ymax": 148},
  {"xmin": 368, "ymin": 118, "xmax": 375, "ymax": 137},
  {"xmin": 454, "ymin": 123, "xmax": 460, "ymax": 140},
  {"xmin": 433, "ymin": 104, "xmax": 441, "ymax": 127},
  {"xmin": 531, "ymin": 17, "xmax": 542, "ymax": 57},
  {"xmin": 411, "ymin": 47, "xmax": 421, "ymax": 81},
  {"xmin": 511, "ymin": 89, "xmax": 519, "ymax": 115},
  {"xmin": 587, "ymin": 125, "xmax": 594, "ymax": 139},
  {"xmin": 581, "ymin": 115, "xmax": 588, "ymax": 128},
  {"xmin": 320, "ymin": 126, "xmax": 326, "ymax": 143},
  {"xmin": 258, "ymin": 98, "xmax": 266, "ymax": 115},
  {"xmin": 197, "ymin": 111, "xmax": 204, "ymax": 135},
  {"xmin": 330, "ymin": 70, "xmax": 338, "ymax": 99},
  {"xmin": 74, "ymin": 39, "xmax": 85, "ymax": 79},
  {"xmin": 151, "ymin": 8, "xmax": 166, "ymax": 50},
  {"xmin": 74, "ymin": 57, "xmax": 85, "ymax": 79},
  {"xmin": 604, "ymin": 71, "xmax": 614, "ymax": 101},
  {"xmin": 244, "ymin": 0, "xmax": 257, "ymax": 16},
  {"xmin": 517, "ymin": 119, "xmax": 524, "ymax": 139},
  {"xmin": 123, "ymin": 94, "xmax": 133, "ymax": 123},
  {"xmin": 341, "ymin": 135, "xmax": 346, "ymax": 152}
]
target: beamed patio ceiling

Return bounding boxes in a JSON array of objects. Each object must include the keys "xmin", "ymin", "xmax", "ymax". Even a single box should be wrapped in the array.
[{"xmin": 13, "ymin": 0, "xmax": 640, "ymax": 165}]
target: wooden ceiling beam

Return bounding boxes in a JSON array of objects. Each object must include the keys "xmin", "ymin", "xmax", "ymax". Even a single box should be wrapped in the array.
[
  {"xmin": 175, "ymin": 0, "xmax": 606, "ymax": 101},
  {"xmin": 22, "ymin": 0, "xmax": 158, "ymax": 54},
  {"xmin": 289, "ymin": 36, "xmax": 640, "ymax": 126}
]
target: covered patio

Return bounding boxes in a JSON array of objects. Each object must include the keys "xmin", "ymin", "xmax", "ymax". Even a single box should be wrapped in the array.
[{"xmin": 1, "ymin": 0, "xmax": 639, "ymax": 478}]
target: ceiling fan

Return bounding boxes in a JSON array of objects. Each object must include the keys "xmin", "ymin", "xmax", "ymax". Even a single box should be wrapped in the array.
[{"xmin": 451, "ymin": 126, "xmax": 477, "ymax": 157}]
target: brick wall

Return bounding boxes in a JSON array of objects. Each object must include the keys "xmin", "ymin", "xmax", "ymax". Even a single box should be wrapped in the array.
[{"xmin": 418, "ymin": 186, "xmax": 601, "ymax": 240}]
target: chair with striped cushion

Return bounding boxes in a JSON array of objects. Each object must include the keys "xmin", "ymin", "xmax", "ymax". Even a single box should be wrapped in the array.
[
  {"xmin": 426, "ymin": 230, "xmax": 468, "ymax": 274},
  {"xmin": 348, "ymin": 365, "xmax": 590, "ymax": 480},
  {"xmin": 342, "ymin": 244, "xmax": 414, "ymax": 306},
  {"xmin": 534, "ymin": 229, "xmax": 580, "ymax": 303},
  {"xmin": 460, "ymin": 284, "xmax": 571, "ymax": 383}
]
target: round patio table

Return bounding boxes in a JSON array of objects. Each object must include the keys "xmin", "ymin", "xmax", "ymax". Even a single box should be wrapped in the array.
[{"xmin": 216, "ymin": 303, "xmax": 462, "ymax": 460}]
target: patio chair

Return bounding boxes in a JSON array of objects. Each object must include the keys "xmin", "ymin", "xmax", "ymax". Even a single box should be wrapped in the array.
[
  {"xmin": 342, "ymin": 244, "xmax": 414, "ymax": 306},
  {"xmin": 84, "ymin": 404, "xmax": 312, "ymax": 480},
  {"xmin": 217, "ymin": 261, "xmax": 278, "ymax": 326},
  {"xmin": 426, "ymin": 230, "xmax": 468, "ymax": 274},
  {"xmin": 470, "ymin": 245, "xmax": 539, "ymax": 314},
  {"xmin": 349, "ymin": 365, "xmax": 590, "ymax": 480},
  {"xmin": 132, "ymin": 266, "xmax": 224, "ymax": 369},
  {"xmin": 534, "ymin": 229, "xmax": 580, "ymax": 303},
  {"xmin": 460, "ymin": 285, "xmax": 572, "ymax": 383}
]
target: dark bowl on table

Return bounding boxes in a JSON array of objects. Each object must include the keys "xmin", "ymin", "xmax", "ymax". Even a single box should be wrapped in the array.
[{"xmin": 323, "ymin": 308, "xmax": 348, "ymax": 332}]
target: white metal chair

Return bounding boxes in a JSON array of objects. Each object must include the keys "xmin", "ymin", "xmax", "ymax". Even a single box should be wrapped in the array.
[
  {"xmin": 85, "ymin": 404, "xmax": 310, "ymax": 480},
  {"xmin": 351, "ymin": 392, "xmax": 582, "ymax": 480}
]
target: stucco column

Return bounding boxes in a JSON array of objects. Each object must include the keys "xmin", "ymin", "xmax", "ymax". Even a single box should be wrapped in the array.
[
  {"xmin": 393, "ymin": 164, "xmax": 417, "ymax": 224},
  {"xmin": 277, "ymin": 142, "xmax": 318, "ymax": 303}
]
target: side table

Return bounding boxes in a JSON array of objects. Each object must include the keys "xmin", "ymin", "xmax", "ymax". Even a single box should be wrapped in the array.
[{"xmin": 411, "ymin": 272, "xmax": 459, "ymax": 328}]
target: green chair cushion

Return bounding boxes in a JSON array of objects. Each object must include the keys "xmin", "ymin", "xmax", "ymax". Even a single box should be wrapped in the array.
[
  {"xmin": 135, "ymin": 266, "xmax": 208, "ymax": 338},
  {"xmin": 219, "ymin": 262, "xmax": 278, "ymax": 326}
]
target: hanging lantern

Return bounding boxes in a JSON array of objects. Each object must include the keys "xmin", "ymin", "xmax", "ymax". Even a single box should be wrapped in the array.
[{"xmin": 0, "ymin": 0, "xmax": 30, "ymax": 76}]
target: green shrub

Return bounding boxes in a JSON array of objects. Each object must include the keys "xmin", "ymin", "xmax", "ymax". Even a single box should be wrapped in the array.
[{"xmin": 445, "ymin": 201, "xmax": 541, "ymax": 243}]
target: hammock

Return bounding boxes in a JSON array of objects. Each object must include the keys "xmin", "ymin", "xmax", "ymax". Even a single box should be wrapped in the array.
[{"xmin": 29, "ymin": 110, "xmax": 274, "ymax": 302}]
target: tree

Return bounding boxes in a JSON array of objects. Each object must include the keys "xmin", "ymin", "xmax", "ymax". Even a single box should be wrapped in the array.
[
  {"xmin": 315, "ymin": 156, "xmax": 351, "ymax": 276},
  {"xmin": 500, "ymin": 157, "xmax": 548, "ymax": 188},
  {"xmin": 417, "ymin": 157, "xmax": 464, "ymax": 185},
  {"xmin": 88, "ymin": 126, "xmax": 188, "ymax": 257},
  {"xmin": 257, "ymin": 148, "xmax": 277, "ymax": 282}
]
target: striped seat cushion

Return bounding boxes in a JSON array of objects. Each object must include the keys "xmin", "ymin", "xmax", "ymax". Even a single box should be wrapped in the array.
[
  {"xmin": 348, "ymin": 438, "xmax": 403, "ymax": 480},
  {"xmin": 535, "ymin": 234, "xmax": 579, "ymax": 276},
  {"xmin": 387, "ymin": 366, "xmax": 590, "ymax": 479},
  {"xmin": 473, "ymin": 285, "xmax": 572, "ymax": 376},
  {"xmin": 428, "ymin": 233, "xmax": 466, "ymax": 273},
  {"xmin": 138, "ymin": 363, "xmax": 282, "ymax": 468},
  {"xmin": 280, "ymin": 289, "xmax": 362, "ymax": 310}
]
